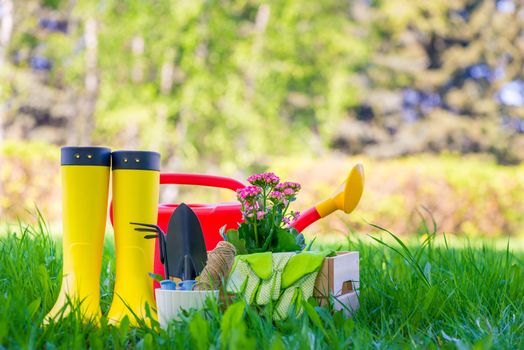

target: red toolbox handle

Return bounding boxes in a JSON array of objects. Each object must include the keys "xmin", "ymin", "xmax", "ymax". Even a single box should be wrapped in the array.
[{"xmin": 160, "ymin": 173, "xmax": 245, "ymax": 192}]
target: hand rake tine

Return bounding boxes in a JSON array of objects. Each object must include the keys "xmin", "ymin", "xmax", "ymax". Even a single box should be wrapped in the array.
[
  {"xmin": 130, "ymin": 222, "xmax": 156, "ymax": 227},
  {"xmin": 130, "ymin": 222, "xmax": 164, "ymax": 233},
  {"xmin": 158, "ymin": 233, "xmax": 167, "ymax": 265},
  {"xmin": 134, "ymin": 227, "xmax": 158, "ymax": 233},
  {"xmin": 130, "ymin": 221, "xmax": 169, "ymax": 276}
]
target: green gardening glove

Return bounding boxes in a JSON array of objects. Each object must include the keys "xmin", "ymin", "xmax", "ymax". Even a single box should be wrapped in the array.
[
  {"xmin": 256, "ymin": 252, "xmax": 295, "ymax": 305},
  {"xmin": 226, "ymin": 252, "xmax": 273, "ymax": 304},
  {"xmin": 274, "ymin": 251, "xmax": 331, "ymax": 320},
  {"xmin": 274, "ymin": 273, "xmax": 317, "ymax": 320}
]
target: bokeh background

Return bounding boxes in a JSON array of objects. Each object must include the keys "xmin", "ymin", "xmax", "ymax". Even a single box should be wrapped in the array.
[{"xmin": 1, "ymin": 0, "xmax": 523, "ymax": 238}]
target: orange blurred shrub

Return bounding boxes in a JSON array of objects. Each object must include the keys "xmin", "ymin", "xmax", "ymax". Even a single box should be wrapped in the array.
[
  {"xmin": 272, "ymin": 154, "xmax": 524, "ymax": 237},
  {"xmin": 0, "ymin": 141, "xmax": 61, "ymax": 224},
  {"xmin": 1, "ymin": 144, "xmax": 523, "ymax": 238}
]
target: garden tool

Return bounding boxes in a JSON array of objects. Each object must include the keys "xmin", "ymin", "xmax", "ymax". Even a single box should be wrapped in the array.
[
  {"xmin": 107, "ymin": 150, "xmax": 160, "ymax": 326},
  {"xmin": 150, "ymin": 174, "xmax": 244, "ymax": 286},
  {"xmin": 166, "ymin": 203, "xmax": 207, "ymax": 281},
  {"xmin": 44, "ymin": 146, "xmax": 111, "ymax": 323},
  {"xmin": 131, "ymin": 223, "xmax": 169, "ymax": 279},
  {"xmin": 292, "ymin": 164, "xmax": 365, "ymax": 232},
  {"xmin": 274, "ymin": 251, "xmax": 331, "ymax": 321}
]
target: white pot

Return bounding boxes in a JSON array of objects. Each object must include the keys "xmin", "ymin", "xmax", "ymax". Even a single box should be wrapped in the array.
[{"xmin": 155, "ymin": 289, "xmax": 219, "ymax": 328}]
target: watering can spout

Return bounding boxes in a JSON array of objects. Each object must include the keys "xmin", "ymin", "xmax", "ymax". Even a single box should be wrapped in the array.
[
  {"xmin": 316, "ymin": 163, "xmax": 364, "ymax": 217},
  {"xmin": 292, "ymin": 164, "xmax": 365, "ymax": 232}
]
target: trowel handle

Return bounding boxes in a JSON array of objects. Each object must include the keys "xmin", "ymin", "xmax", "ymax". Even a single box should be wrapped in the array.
[{"xmin": 160, "ymin": 173, "xmax": 245, "ymax": 192}]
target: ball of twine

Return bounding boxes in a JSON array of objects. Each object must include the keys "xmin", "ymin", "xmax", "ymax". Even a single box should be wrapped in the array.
[{"xmin": 196, "ymin": 241, "xmax": 236, "ymax": 291}]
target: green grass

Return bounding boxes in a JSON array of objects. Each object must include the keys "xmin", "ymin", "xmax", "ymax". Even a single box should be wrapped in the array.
[{"xmin": 1, "ymin": 220, "xmax": 523, "ymax": 349}]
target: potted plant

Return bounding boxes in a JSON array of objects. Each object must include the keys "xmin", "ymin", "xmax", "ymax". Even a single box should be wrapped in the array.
[{"xmin": 222, "ymin": 172, "xmax": 305, "ymax": 254}]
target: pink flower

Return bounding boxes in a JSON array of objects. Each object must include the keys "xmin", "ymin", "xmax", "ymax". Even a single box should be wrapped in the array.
[
  {"xmin": 275, "ymin": 181, "xmax": 301, "ymax": 192},
  {"xmin": 282, "ymin": 217, "xmax": 291, "ymax": 226},
  {"xmin": 274, "ymin": 182, "xmax": 301, "ymax": 200},
  {"xmin": 247, "ymin": 172, "xmax": 280, "ymax": 188},
  {"xmin": 291, "ymin": 211, "xmax": 300, "ymax": 224},
  {"xmin": 268, "ymin": 191, "xmax": 283, "ymax": 202},
  {"xmin": 241, "ymin": 199, "xmax": 261, "ymax": 220},
  {"xmin": 236, "ymin": 186, "xmax": 262, "ymax": 203},
  {"xmin": 283, "ymin": 188, "xmax": 294, "ymax": 196},
  {"xmin": 256, "ymin": 211, "xmax": 266, "ymax": 220}
]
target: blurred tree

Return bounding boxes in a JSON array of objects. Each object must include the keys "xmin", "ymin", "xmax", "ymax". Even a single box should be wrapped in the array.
[
  {"xmin": 88, "ymin": 0, "xmax": 369, "ymax": 170},
  {"xmin": 0, "ymin": 0, "xmax": 13, "ymax": 143},
  {"xmin": 334, "ymin": 0, "xmax": 524, "ymax": 164},
  {"xmin": 1, "ymin": 0, "xmax": 369, "ymax": 171},
  {"xmin": 2, "ymin": 0, "xmax": 524, "ymax": 168},
  {"xmin": 0, "ymin": 0, "xmax": 14, "ymax": 218}
]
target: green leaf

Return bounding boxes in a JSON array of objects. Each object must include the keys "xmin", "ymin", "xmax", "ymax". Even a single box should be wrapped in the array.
[
  {"xmin": 274, "ymin": 228, "xmax": 301, "ymax": 252},
  {"xmin": 27, "ymin": 298, "xmax": 41, "ymax": 318},
  {"xmin": 270, "ymin": 333, "xmax": 285, "ymax": 350},
  {"xmin": 305, "ymin": 237, "xmax": 317, "ymax": 251},
  {"xmin": 295, "ymin": 233, "xmax": 306, "ymax": 250},
  {"xmin": 220, "ymin": 301, "xmax": 246, "ymax": 346},
  {"xmin": 303, "ymin": 300, "xmax": 328, "ymax": 338},
  {"xmin": 219, "ymin": 224, "xmax": 227, "ymax": 239},
  {"xmin": 148, "ymin": 272, "xmax": 164, "ymax": 282},
  {"xmin": 239, "ymin": 224, "xmax": 258, "ymax": 252},
  {"xmin": 189, "ymin": 313, "xmax": 209, "ymax": 350},
  {"xmin": 119, "ymin": 316, "xmax": 130, "ymax": 339},
  {"xmin": 224, "ymin": 229, "xmax": 248, "ymax": 255},
  {"xmin": 141, "ymin": 333, "xmax": 154, "ymax": 350}
]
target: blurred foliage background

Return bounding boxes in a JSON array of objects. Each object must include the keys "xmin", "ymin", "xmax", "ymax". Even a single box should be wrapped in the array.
[{"xmin": 0, "ymin": 0, "xmax": 523, "ymax": 236}]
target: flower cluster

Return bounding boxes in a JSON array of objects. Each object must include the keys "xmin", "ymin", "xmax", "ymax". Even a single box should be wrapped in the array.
[
  {"xmin": 236, "ymin": 186, "xmax": 262, "ymax": 203},
  {"xmin": 224, "ymin": 171, "xmax": 305, "ymax": 253},
  {"xmin": 247, "ymin": 172, "xmax": 280, "ymax": 188},
  {"xmin": 268, "ymin": 191, "xmax": 283, "ymax": 202},
  {"xmin": 241, "ymin": 202, "xmax": 257, "ymax": 218},
  {"xmin": 275, "ymin": 182, "xmax": 301, "ymax": 197},
  {"xmin": 275, "ymin": 181, "xmax": 301, "ymax": 191},
  {"xmin": 237, "ymin": 173, "xmax": 302, "ymax": 228}
]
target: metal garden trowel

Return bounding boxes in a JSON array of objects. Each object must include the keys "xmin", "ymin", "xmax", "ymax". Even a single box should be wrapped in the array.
[{"xmin": 166, "ymin": 203, "xmax": 208, "ymax": 281}]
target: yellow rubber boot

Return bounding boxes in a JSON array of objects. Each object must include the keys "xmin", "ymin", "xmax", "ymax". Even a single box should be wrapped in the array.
[
  {"xmin": 107, "ymin": 150, "xmax": 160, "ymax": 326},
  {"xmin": 45, "ymin": 147, "xmax": 111, "ymax": 323}
]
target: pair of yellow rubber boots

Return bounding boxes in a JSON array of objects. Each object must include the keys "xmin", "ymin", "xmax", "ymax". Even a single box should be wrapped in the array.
[{"xmin": 44, "ymin": 147, "xmax": 160, "ymax": 326}]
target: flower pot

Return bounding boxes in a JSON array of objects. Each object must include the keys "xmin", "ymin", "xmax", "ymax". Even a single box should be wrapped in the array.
[{"xmin": 155, "ymin": 289, "xmax": 219, "ymax": 328}]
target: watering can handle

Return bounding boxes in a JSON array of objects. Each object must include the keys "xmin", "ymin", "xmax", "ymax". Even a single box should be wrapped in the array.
[
  {"xmin": 160, "ymin": 173, "xmax": 245, "ymax": 192},
  {"xmin": 109, "ymin": 174, "xmax": 243, "ymax": 225}
]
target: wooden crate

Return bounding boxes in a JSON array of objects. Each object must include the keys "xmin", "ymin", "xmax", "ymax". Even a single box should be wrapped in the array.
[{"xmin": 314, "ymin": 251, "xmax": 359, "ymax": 316}]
